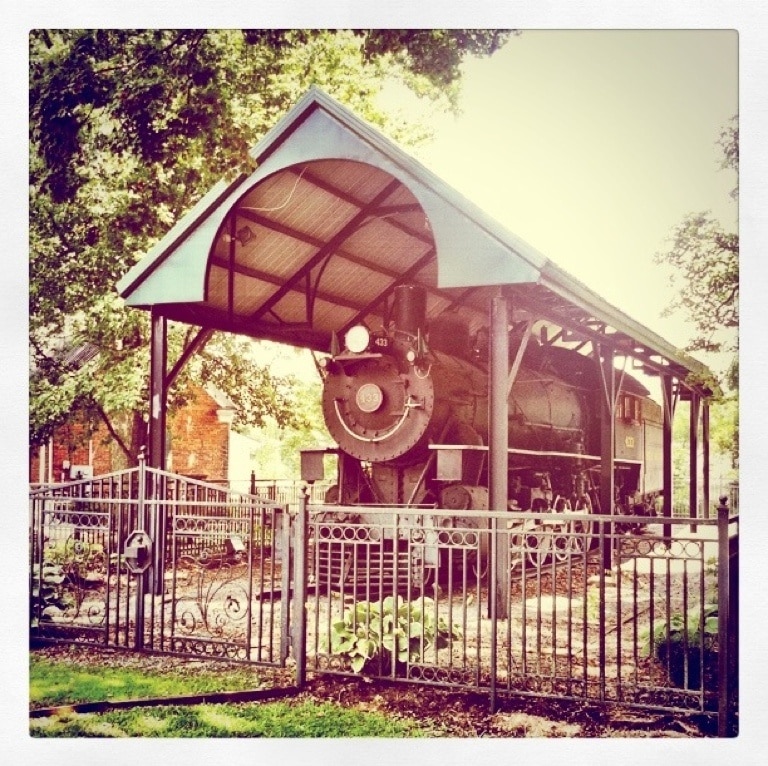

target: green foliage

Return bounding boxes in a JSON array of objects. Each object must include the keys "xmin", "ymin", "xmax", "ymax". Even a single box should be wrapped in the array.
[
  {"xmin": 645, "ymin": 603, "xmax": 719, "ymax": 655},
  {"xmin": 656, "ymin": 211, "xmax": 738, "ymax": 355},
  {"xmin": 29, "ymin": 655, "xmax": 432, "ymax": 737},
  {"xmin": 654, "ymin": 115, "xmax": 738, "ymax": 358},
  {"xmin": 31, "ymin": 539, "xmax": 106, "ymax": 624},
  {"xmin": 654, "ymin": 115, "xmax": 739, "ymax": 468},
  {"xmin": 641, "ymin": 603, "xmax": 718, "ymax": 689},
  {"xmin": 29, "ymin": 29, "xmax": 514, "ymax": 460},
  {"xmin": 330, "ymin": 596, "xmax": 461, "ymax": 674}
]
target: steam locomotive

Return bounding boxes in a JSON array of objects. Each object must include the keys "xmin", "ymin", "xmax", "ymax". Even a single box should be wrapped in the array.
[{"xmin": 303, "ymin": 284, "xmax": 662, "ymax": 582}]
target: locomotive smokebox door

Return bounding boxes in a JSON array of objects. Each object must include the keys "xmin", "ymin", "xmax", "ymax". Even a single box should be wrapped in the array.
[{"xmin": 300, "ymin": 450, "xmax": 326, "ymax": 484}]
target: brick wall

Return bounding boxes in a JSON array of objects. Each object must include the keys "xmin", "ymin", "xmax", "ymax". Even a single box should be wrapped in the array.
[
  {"xmin": 29, "ymin": 386, "xmax": 231, "ymax": 483},
  {"xmin": 167, "ymin": 387, "xmax": 230, "ymax": 480},
  {"xmin": 29, "ymin": 420, "xmax": 116, "ymax": 483}
]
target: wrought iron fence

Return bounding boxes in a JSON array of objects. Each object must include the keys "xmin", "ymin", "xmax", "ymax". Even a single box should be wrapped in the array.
[
  {"xmin": 303, "ymin": 502, "xmax": 738, "ymax": 734},
  {"xmin": 29, "ymin": 472, "xmax": 738, "ymax": 734},
  {"xmin": 29, "ymin": 463, "xmax": 291, "ymax": 666}
]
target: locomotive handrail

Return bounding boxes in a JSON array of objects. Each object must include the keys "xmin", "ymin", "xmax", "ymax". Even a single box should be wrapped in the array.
[{"xmin": 428, "ymin": 443, "xmax": 603, "ymax": 461}]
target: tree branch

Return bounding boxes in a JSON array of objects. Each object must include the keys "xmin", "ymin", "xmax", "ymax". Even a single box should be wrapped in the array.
[{"xmin": 95, "ymin": 403, "xmax": 134, "ymax": 464}]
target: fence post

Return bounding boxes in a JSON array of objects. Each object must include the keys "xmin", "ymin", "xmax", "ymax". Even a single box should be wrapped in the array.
[
  {"xmin": 291, "ymin": 486, "xmax": 309, "ymax": 688},
  {"xmin": 489, "ymin": 514, "xmax": 498, "ymax": 713},
  {"xmin": 717, "ymin": 495, "xmax": 731, "ymax": 737},
  {"xmin": 134, "ymin": 451, "xmax": 147, "ymax": 650},
  {"xmin": 280, "ymin": 508, "xmax": 292, "ymax": 663}
]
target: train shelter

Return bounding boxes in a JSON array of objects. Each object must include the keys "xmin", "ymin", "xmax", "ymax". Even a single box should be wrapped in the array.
[{"xmin": 117, "ymin": 86, "xmax": 715, "ymax": 570}]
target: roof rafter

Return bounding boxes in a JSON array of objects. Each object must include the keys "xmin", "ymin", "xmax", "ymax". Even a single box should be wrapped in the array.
[{"xmin": 248, "ymin": 178, "xmax": 402, "ymax": 323}]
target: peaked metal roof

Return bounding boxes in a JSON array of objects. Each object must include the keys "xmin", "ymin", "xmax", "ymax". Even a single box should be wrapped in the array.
[{"xmin": 117, "ymin": 87, "xmax": 710, "ymax": 392}]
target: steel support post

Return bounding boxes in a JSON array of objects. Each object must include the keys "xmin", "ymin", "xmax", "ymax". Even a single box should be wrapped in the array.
[
  {"xmin": 149, "ymin": 309, "xmax": 167, "ymax": 596},
  {"xmin": 702, "ymin": 400, "xmax": 711, "ymax": 520},
  {"xmin": 661, "ymin": 375, "xmax": 674, "ymax": 541},
  {"xmin": 489, "ymin": 293, "xmax": 509, "ymax": 622},
  {"xmin": 280, "ymin": 509, "xmax": 292, "ymax": 663},
  {"xmin": 134, "ymin": 453, "xmax": 147, "ymax": 649},
  {"xmin": 292, "ymin": 488, "xmax": 308, "ymax": 688},
  {"xmin": 149, "ymin": 308, "xmax": 167, "ymax": 471},
  {"xmin": 689, "ymin": 392, "xmax": 701, "ymax": 532},
  {"xmin": 717, "ymin": 497, "xmax": 732, "ymax": 737},
  {"xmin": 598, "ymin": 346, "xmax": 615, "ymax": 571}
]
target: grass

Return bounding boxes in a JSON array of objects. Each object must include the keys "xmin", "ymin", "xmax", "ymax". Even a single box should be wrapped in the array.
[
  {"xmin": 29, "ymin": 655, "xmax": 434, "ymax": 738},
  {"xmin": 30, "ymin": 700, "xmax": 430, "ymax": 737},
  {"xmin": 30, "ymin": 655, "xmax": 264, "ymax": 708}
]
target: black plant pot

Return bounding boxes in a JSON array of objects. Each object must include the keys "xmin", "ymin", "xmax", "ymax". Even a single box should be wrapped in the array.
[{"xmin": 658, "ymin": 642, "xmax": 716, "ymax": 690}]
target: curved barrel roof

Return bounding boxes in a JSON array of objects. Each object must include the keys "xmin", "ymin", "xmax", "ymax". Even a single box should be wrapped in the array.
[{"xmin": 117, "ymin": 87, "xmax": 711, "ymax": 394}]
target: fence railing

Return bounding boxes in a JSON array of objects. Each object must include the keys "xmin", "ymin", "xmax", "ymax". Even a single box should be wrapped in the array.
[
  {"xmin": 30, "ymin": 465, "xmax": 291, "ymax": 665},
  {"xmin": 29, "ymin": 472, "xmax": 738, "ymax": 734},
  {"xmin": 302, "ymin": 501, "xmax": 738, "ymax": 734}
]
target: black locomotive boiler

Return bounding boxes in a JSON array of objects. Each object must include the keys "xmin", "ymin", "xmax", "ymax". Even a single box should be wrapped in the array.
[{"xmin": 303, "ymin": 284, "xmax": 662, "ymax": 582}]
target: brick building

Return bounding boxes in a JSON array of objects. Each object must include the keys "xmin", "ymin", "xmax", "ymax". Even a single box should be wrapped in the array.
[{"xmin": 30, "ymin": 385, "xmax": 236, "ymax": 484}]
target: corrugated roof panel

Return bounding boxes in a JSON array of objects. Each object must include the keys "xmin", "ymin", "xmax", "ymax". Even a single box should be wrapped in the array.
[
  {"xmin": 233, "ymin": 274, "xmax": 277, "ymax": 316},
  {"xmin": 257, "ymin": 291, "xmax": 309, "ymax": 326},
  {"xmin": 116, "ymin": 88, "xmax": 711, "ymax": 387},
  {"xmin": 300, "ymin": 158, "xmax": 399, "ymax": 206},
  {"xmin": 239, "ymin": 170, "xmax": 361, "ymax": 242},
  {"xmin": 206, "ymin": 263, "xmax": 229, "ymax": 311},
  {"xmin": 344, "ymin": 223, "xmax": 432, "ymax": 274},
  {"xmin": 314, "ymin": 259, "xmax": 392, "ymax": 307},
  {"xmin": 237, "ymin": 229, "xmax": 317, "ymax": 281},
  {"xmin": 310, "ymin": 300, "xmax": 365, "ymax": 334}
]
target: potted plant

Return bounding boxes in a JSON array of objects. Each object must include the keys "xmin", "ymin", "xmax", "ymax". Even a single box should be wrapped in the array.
[{"xmin": 643, "ymin": 603, "xmax": 718, "ymax": 689}]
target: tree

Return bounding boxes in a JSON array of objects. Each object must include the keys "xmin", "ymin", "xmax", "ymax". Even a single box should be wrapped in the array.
[
  {"xmin": 29, "ymin": 29, "xmax": 515, "ymax": 465},
  {"xmin": 654, "ymin": 116, "xmax": 738, "ymax": 366},
  {"xmin": 654, "ymin": 115, "xmax": 739, "ymax": 466}
]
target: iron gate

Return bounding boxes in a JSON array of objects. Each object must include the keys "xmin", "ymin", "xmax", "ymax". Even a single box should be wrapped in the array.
[{"xmin": 29, "ymin": 460, "xmax": 293, "ymax": 667}]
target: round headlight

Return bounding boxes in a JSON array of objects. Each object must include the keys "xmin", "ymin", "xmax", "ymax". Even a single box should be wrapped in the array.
[{"xmin": 344, "ymin": 325, "xmax": 370, "ymax": 353}]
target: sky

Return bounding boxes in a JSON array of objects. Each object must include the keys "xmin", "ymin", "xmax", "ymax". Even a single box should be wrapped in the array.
[
  {"xmin": 403, "ymin": 30, "xmax": 738, "ymax": 371},
  {"xmin": 262, "ymin": 29, "xmax": 740, "ymax": 385}
]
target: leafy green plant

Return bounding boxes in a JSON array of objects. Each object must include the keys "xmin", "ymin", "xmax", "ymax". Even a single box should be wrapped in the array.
[
  {"xmin": 44, "ymin": 538, "xmax": 106, "ymax": 575},
  {"xmin": 641, "ymin": 603, "xmax": 718, "ymax": 689},
  {"xmin": 31, "ymin": 538, "xmax": 107, "ymax": 625},
  {"xmin": 330, "ymin": 596, "xmax": 461, "ymax": 674}
]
